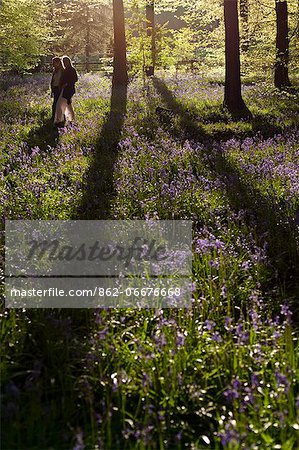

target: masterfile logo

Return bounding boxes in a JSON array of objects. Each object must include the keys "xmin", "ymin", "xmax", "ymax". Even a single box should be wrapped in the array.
[{"xmin": 5, "ymin": 220, "xmax": 192, "ymax": 308}]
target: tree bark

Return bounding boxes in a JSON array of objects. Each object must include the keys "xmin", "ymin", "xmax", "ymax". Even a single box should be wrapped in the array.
[
  {"xmin": 274, "ymin": 0, "xmax": 291, "ymax": 89},
  {"xmin": 112, "ymin": 0, "xmax": 128, "ymax": 86},
  {"xmin": 224, "ymin": 0, "xmax": 247, "ymax": 113},
  {"xmin": 240, "ymin": 0, "xmax": 249, "ymax": 51},
  {"xmin": 85, "ymin": 4, "xmax": 91, "ymax": 72},
  {"xmin": 146, "ymin": 0, "xmax": 155, "ymax": 76}
]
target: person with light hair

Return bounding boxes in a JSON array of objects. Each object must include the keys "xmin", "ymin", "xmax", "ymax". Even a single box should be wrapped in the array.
[
  {"xmin": 54, "ymin": 56, "xmax": 78, "ymax": 127},
  {"xmin": 50, "ymin": 57, "xmax": 64, "ymax": 122}
]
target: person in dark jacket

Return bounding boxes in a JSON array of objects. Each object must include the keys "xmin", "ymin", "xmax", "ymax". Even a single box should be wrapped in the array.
[
  {"xmin": 61, "ymin": 56, "xmax": 78, "ymax": 104},
  {"xmin": 50, "ymin": 57, "xmax": 64, "ymax": 121},
  {"xmin": 54, "ymin": 56, "xmax": 78, "ymax": 126}
]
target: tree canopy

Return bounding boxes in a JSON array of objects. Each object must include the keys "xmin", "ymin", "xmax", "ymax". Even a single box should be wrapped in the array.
[
  {"xmin": 0, "ymin": 0, "xmax": 51, "ymax": 72},
  {"xmin": 0, "ymin": 0, "xmax": 298, "ymax": 79}
]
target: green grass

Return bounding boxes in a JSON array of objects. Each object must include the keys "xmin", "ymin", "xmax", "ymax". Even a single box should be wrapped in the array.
[{"xmin": 1, "ymin": 73, "xmax": 299, "ymax": 449}]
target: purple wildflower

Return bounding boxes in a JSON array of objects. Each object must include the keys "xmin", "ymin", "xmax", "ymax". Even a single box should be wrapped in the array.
[
  {"xmin": 275, "ymin": 370, "xmax": 290, "ymax": 394},
  {"xmin": 204, "ymin": 320, "xmax": 216, "ymax": 331}
]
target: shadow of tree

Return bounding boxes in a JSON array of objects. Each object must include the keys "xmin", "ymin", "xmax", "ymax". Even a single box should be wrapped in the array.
[
  {"xmin": 2, "ymin": 81, "xmax": 129, "ymax": 450},
  {"xmin": 153, "ymin": 78, "xmax": 207, "ymax": 142},
  {"xmin": 76, "ymin": 83, "xmax": 128, "ymax": 219},
  {"xmin": 250, "ymin": 114, "xmax": 288, "ymax": 138},
  {"xmin": 153, "ymin": 77, "xmax": 294, "ymax": 142},
  {"xmin": 153, "ymin": 76, "xmax": 299, "ymax": 319}
]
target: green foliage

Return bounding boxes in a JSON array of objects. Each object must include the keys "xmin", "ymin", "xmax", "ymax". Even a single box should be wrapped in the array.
[
  {"xmin": 238, "ymin": 0, "xmax": 299, "ymax": 79},
  {"xmin": 52, "ymin": 0, "xmax": 113, "ymax": 60},
  {"xmin": 1, "ymin": 0, "xmax": 298, "ymax": 78},
  {"xmin": 0, "ymin": 0, "xmax": 51, "ymax": 73},
  {"xmin": 171, "ymin": 27, "xmax": 199, "ymax": 66},
  {"xmin": 125, "ymin": 0, "xmax": 299, "ymax": 79},
  {"xmin": 125, "ymin": 0, "xmax": 201, "ymax": 74},
  {"xmin": 125, "ymin": 0, "xmax": 151, "ymax": 74}
]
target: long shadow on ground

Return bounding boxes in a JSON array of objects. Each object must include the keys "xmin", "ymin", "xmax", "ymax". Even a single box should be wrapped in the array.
[
  {"xmin": 2, "ymin": 83, "xmax": 128, "ymax": 450},
  {"xmin": 153, "ymin": 78, "xmax": 293, "ymax": 143},
  {"xmin": 75, "ymin": 83, "xmax": 128, "ymax": 219},
  {"xmin": 25, "ymin": 117, "xmax": 59, "ymax": 152},
  {"xmin": 153, "ymin": 77, "xmax": 299, "ymax": 321}
]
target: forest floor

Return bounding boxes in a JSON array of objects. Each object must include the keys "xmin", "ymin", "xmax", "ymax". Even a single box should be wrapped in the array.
[{"xmin": 1, "ymin": 72, "xmax": 299, "ymax": 449}]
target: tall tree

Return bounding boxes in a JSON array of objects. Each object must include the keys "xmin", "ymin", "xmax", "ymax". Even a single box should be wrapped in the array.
[
  {"xmin": 85, "ymin": 3, "xmax": 91, "ymax": 71},
  {"xmin": 112, "ymin": 0, "xmax": 128, "ymax": 86},
  {"xmin": 274, "ymin": 0, "xmax": 291, "ymax": 89},
  {"xmin": 223, "ymin": 0, "xmax": 247, "ymax": 113},
  {"xmin": 145, "ymin": 0, "xmax": 155, "ymax": 76},
  {"xmin": 53, "ymin": 0, "xmax": 112, "ymax": 71}
]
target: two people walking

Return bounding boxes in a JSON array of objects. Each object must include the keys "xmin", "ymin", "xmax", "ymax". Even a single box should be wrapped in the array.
[{"xmin": 51, "ymin": 56, "xmax": 78, "ymax": 127}]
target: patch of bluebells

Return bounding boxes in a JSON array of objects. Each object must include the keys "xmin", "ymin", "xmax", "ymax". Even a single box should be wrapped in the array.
[
  {"xmin": 221, "ymin": 129, "xmax": 299, "ymax": 206},
  {"xmin": 1, "ymin": 73, "xmax": 299, "ymax": 450},
  {"xmin": 0, "ymin": 74, "xmax": 115, "ymax": 220}
]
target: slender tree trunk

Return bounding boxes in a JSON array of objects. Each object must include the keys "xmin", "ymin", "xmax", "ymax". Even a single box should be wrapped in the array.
[
  {"xmin": 85, "ymin": 4, "xmax": 90, "ymax": 72},
  {"xmin": 146, "ymin": 0, "xmax": 155, "ymax": 76},
  {"xmin": 112, "ymin": 0, "xmax": 128, "ymax": 86},
  {"xmin": 274, "ymin": 0, "xmax": 291, "ymax": 89},
  {"xmin": 240, "ymin": 0, "xmax": 249, "ymax": 51},
  {"xmin": 224, "ymin": 0, "xmax": 247, "ymax": 113},
  {"xmin": 295, "ymin": 0, "xmax": 299, "ymax": 38}
]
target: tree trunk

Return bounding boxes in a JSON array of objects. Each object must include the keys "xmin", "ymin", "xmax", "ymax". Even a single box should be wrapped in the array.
[
  {"xmin": 274, "ymin": 0, "xmax": 291, "ymax": 89},
  {"xmin": 112, "ymin": 0, "xmax": 128, "ymax": 86},
  {"xmin": 146, "ymin": 0, "xmax": 155, "ymax": 76},
  {"xmin": 85, "ymin": 4, "xmax": 90, "ymax": 72},
  {"xmin": 240, "ymin": 0, "xmax": 249, "ymax": 51},
  {"xmin": 224, "ymin": 0, "xmax": 247, "ymax": 113}
]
